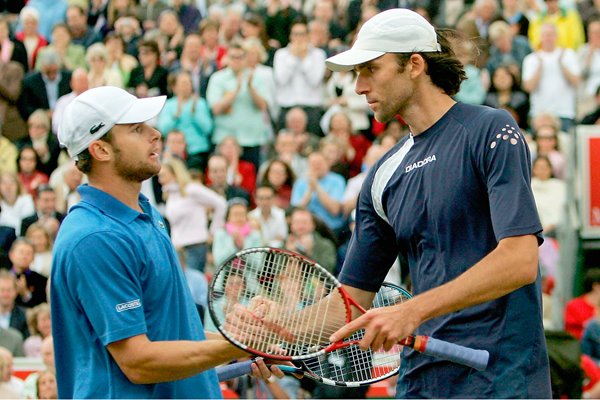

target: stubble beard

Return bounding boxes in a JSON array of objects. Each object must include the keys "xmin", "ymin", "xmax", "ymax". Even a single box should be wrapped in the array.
[{"xmin": 113, "ymin": 146, "xmax": 160, "ymax": 183}]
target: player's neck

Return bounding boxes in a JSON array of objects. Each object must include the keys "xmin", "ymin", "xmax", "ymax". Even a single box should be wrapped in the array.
[
  {"xmin": 403, "ymin": 89, "xmax": 456, "ymax": 136},
  {"xmin": 88, "ymin": 175, "xmax": 144, "ymax": 213}
]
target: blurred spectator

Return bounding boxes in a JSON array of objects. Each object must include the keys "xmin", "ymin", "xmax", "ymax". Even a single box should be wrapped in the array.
[
  {"xmin": 531, "ymin": 124, "xmax": 567, "ymax": 179},
  {"xmin": 259, "ymin": 158, "xmax": 295, "ymax": 209},
  {"xmin": 0, "ymin": 1, "xmax": 26, "ymax": 25},
  {"xmin": 274, "ymin": 19, "xmax": 327, "ymax": 136},
  {"xmin": 163, "ymin": 129, "xmax": 188, "ymax": 162},
  {"xmin": 114, "ymin": 16, "xmax": 142, "ymax": 57},
  {"xmin": 577, "ymin": 19, "xmax": 600, "ymax": 117},
  {"xmin": 23, "ymin": 336, "xmax": 54, "ymax": 399},
  {"xmin": 157, "ymin": 10, "xmax": 186, "ymax": 67},
  {"xmin": 105, "ymin": 32, "xmax": 138, "ymax": 90},
  {"xmin": 284, "ymin": 107, "xmax": 320, "ymax": 157},
  {"xmin": 23, "ymin": 302, "xmax": 50, "ymax": 357},
  {"xmin": 484, "ymin": 63, "xmax": 530, "ymax": 129},
  {"xmin": 0, "ymin": 124, "xmax": 18, "ymax": 174},
  {"xmin": 219, "ymin": 8, "xmax": 244, "ymax": 48},
  {"xmin": 170, "ymin": 33, "xmax": 215, "ymax": 98},
  {"xmin": 0, "ymin": 172, "xmax": 34, "ymax": 233},
  {"xmin": 285, "ymin": 207, "xmax": 337, "ymax": 273},
  {"xmin": 312, "ymin": 0, "xmax": 347, "ymax": 47},
  {"xmin": 0, "ymin": 329, "xmax": 23, "ymax": 357},
  {"xmin": 522, "ymin": 23, "xmax": 581, "ymax": 132},
  {"xmin": 206, "ymin": 154, "xmax": 251, "ymax": 203},
  {"xmin": 36, "ymin": 370, "xmax": 57, "ymax": 400},
  {"xmin": 106, "ymin": 0, "xmax": 139, "ymax": 32},
  {"xmin": 326, "ymin": 111, "xmax": 371, "ymax": 178},
  {"xmin": 20, "ymin": 184, "xmax": 64, "ymax": 239},
  {"xmin": 455, "ymin": 0, "xmax": 501, "ymax": 66},
  {"xmin": 215, "ymin": 136, "xmax": 257, "ymax": 195},
  {"xmin": 25, "ymin": 223, "xmax": 53, "ymax": 278},
  {"xmin": 242, "ymin": 13, "xmax": 275, "ymax": 65},
  {"xmin": 249, "ymin": 183, "xmax": 288, "ymax": 247},
  {"xmin": 0, "ymin": 15, "xmax": 29, "ymax": 76},
  {"xmin": 528, "ymin": 0, "xmax": 585, "ymax": 50},
  {"xmin": 578, "ymin": 0, "xmax": 600, "ymax": 29},
  {"xmin": 87, "ymin": 0, "xmax": 109, "ymax": 35},
  {"xmin": 17, "ymin": 49, "xmax": 72, "ymax": 122},
  {"xmin": 52, "ymin": 68, "xmax": 89, "ymax": 136},
  {"xmin": 51, "ymin": 162, "xmax": 84, "ymax": 214},
  {"xmin": 199, "ymin": 18, "xmax": 227, "ymax": 71},
  {"xmin": 501, "ymin": 0, "xmax": 530, "ymax": 37},
  {"xmin": 581, "ymin": 85, "xmax": 600, "ymax": 124},
  {"xmin": 258, "ymin": 0, "xmax": 299, "ymax": 49},
  {"xmin": 157, "ymin": 71, "xmax": 213, "ymax": 170},
  {"xmin": 9, "ymin": 239, "xmax": 47, "ymax": 308},
  {"xmin": 341, "ymin": 144, "xmax": 387, "ymax": 217},
  {"xmin": 24, "ymin": 0, "xmax": 67, "ymax": 41},
  {"xmin": 308, "ymin": 19, "xmax": 333, "ymax": 57},
  {"xmin": 137, "ymin": 0, "xmax": 170, "ymax": 32},
  {"xmin": 158, "ymin": 158, "xmax": 227, "ymax": 272},
  {"xmin": 0, "ymin": 18, "xmax": 27, "ymax": 142},
  {"xmin": 66, "ymin": 5, "xmax": 103, "ymax": 49},
  {"xmin": 454, "ymin": 39, "xmax": 489, "ymax": 105},
  {"xmin": 267, "ymin": 129, "xmax": 307, "ymax": 178},
  {"xmin": 85, "ymin": 42, "xmax": 124, "ymax": 88},
  {"xmin": 319, "ymin": 135, "xmax": 349, "ymax": 179},
  {"xmin": 291, "ymin": 151, "xmax": 346, "ymax": 236},
  {"xmin": 127, "ymin": 39, "xmax": 169, "ymax": 97},
  {"xmin": 531, "ymin": 155, "xmax": 566, "ymax": 237},
  {"xmin": 322, "ymin": 69, "xmax": 370, "ymax": 134},
  {"xmin": 212, "ymin": 198, "xmax": 262, "ymax": 266},
  {"xmin": 242, "ymin": 37, "xmax": 278, "ymax": 129},
  {"xmin": 486, "ymin": 20, "xmax": 532, "ymax": 77},
  {"xmin": 19, "ymin": 109, "xmax": 61, "ymax": 178},
  {"xmin": 172, "ymin": 0, "xmax": 203, "ymax": 34},
  {"xmin": 15, "ymin": 6, "xmax": 48, "ymax": 70},
  {"xmin": 0, "ymin": 346, "xmax": 24, "ymax": 396},
  {"xmin": 0, "ymin": 271, "xmax": 29, "ymax": 339},
  {"xmin": 207, "ymin": 43, "xmax": 271, "ymax": 170},
  {"xmin": 16, "ymin": 146, "xmax": 48, "ymax": 197},
  {"xmin": 36, "ymin": 23, "xmax": 86, "ymax": 72},
  {"xmin": 565, "ymin": 268, "xmax": 600, "ymax": 339}
]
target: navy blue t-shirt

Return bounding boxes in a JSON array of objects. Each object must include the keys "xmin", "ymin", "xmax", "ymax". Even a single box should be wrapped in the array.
[{"xmin": 339, "ymin": 103, "xmax": 551, "ymax": 398}]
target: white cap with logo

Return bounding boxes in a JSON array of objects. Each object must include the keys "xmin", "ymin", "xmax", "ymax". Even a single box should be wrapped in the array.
[
  {"xmin": 58, "ymin": 86, "xmax": 166, "ymax": 158},
  {"xmin": 325, "ymin": 8, "xmax": 441, "ymax": 72}
]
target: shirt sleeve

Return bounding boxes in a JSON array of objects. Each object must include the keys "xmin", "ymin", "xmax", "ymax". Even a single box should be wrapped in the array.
[
  {"xmin": 67, "ymin": 231, "xmax": 148, "ymax": 346},
  {"xmin": 476, "ymin": 109, "xmax": 543, "ymax": 242}
]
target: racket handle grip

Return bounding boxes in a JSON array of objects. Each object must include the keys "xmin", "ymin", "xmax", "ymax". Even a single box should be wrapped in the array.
[
  {"xmin": 217, "ymin": 360, "xmax": 253, "ymax": 381},
  {"xmin": 415, "ymin": 336, "xmax": 489, "ymax": 371}
]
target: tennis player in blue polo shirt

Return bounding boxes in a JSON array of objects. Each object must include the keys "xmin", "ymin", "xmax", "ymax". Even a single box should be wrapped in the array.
[
  {"xmin": 325, "ymin": 9, "xmax": 551, "ymax": 398},
  {"xmin": 51, "ymin": 86, "xmax": 282, "ymax": 398}
]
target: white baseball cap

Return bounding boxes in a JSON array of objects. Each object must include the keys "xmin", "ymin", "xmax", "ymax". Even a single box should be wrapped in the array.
[
  {"xmin": 325, "ymin": 8, "xmax": 441, "ymax": 72},
  {"xmin": 58, "ymin": 86, "xmax": 166, "ymax": 158}
]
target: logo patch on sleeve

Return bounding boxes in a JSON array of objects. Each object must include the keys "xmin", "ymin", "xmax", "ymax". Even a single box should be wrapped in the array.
[{"xmin": 116, "ymin": 299, "xmax": 141, "ymax": 312}]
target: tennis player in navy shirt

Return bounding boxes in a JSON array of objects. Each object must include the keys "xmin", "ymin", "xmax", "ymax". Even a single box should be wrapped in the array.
[
  {"xmin": 325, "ymin": 9, "xmax": 551, "ymax": 398},
  {"xmin": 51, "ymin": 86, "xmax": 282, "ymax": 398}
]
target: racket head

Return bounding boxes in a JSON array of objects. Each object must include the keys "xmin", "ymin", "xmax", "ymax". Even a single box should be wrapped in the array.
[
  {"xmin": 208, "ymin": 247, "xmax": 351, "ymax": 360},
  {"xmin": 298, "ymin": 282, "xmax": 412, "ymax": 386}
]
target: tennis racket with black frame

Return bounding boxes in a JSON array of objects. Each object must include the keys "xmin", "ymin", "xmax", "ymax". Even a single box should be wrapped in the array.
[{"xmin": 208, "ymin": 247, "xmax": 489, "ymax": 380}]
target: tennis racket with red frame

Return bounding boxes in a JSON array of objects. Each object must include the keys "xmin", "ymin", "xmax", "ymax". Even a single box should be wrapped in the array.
[
  {"xmin": 216, "ymin": 282, "xmax": 409, "ymax": 386},
  {"xmin": 208, "ymin": 247, "xmax": 488, "ymax": 373}
]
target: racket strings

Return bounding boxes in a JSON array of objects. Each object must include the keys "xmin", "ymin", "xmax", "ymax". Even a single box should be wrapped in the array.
[{"xmin": 211, "ymin": 249, "xmax": 346, "ymax": 358}]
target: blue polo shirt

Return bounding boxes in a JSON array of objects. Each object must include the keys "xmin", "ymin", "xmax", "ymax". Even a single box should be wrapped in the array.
[
  {"xmin": 340, "ymin": 103, "xmax": 551, "ymax": 398},
  {"xmin": 51, "ymin": 185, "xmax": 222, "ymax": 399}
]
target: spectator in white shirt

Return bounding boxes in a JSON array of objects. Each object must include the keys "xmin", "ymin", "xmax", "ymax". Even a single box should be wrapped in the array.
[
  {"xmin": 249, "ymin": 183, "xmax": 288, "ymax": 247},
  {"xmin": 273, "ymin": 19, "xmax": 327, "ymax": 135}
]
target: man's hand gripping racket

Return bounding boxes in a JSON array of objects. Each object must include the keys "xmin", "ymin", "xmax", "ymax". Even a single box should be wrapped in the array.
[{"xmin": 209, "ymin": 248, "xmax": 489, "ymax": 383}]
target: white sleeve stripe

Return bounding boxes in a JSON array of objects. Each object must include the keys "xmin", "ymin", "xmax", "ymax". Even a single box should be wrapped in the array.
[{"xmin": 371, "ymin": 135, "xmax": 415, "ymax": 225}]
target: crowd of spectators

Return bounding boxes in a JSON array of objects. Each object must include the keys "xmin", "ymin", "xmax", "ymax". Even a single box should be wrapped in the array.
[{"xmin": 0, "ymin": 0, "xmax": 597, "ymax": 397}]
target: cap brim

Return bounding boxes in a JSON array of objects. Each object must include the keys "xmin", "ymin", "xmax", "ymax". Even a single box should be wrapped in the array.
[
  {"xmin": 117, "ymin": 95, "xmax": 167, "ymax": 124},
  {"xmin": 325, "ymin": 48, "xmax": 384, "ymax": 72}
]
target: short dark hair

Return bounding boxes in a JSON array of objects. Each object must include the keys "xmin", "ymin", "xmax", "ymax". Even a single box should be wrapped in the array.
[
  {"xmin": 394, "ymin": 29, "xmax": 466, "ymax": 96},
  {"xmin": 583, "ymin": 268, "xmax": 600, "ymax": 292},
  {"xmin": 137, "ymin": 39, "xmax": 160, "ymax": 56}
]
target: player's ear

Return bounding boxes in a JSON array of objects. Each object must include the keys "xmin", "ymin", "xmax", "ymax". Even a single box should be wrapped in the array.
[
  {"xmin": 88, "ymin": 140, "xmax": 112, "ymax": 162},
  {"xmin": 408, "ymin": 53, "xmax": 426, "ymax": 78}
]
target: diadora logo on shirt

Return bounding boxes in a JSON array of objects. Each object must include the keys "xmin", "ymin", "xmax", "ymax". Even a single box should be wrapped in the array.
[
  {"xmin": 405, "ymin": 155, "xmax": 437, "ymax": 173},
  {"xmin": 116, "ymin": 299, "xmax": 141, "ymax": 312}
]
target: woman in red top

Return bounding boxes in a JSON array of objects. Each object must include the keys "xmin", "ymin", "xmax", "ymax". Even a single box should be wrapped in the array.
[
  {"xmin": 259, "ymin": 159, "xmax": 295, "ymax": 210},
  {"xmin": 215, "ymin": 136, "xmax": 256, "ymax": 195},
  {"xmin": 327, "ymin": 111, "xmax": 371, "ymax": 178},
  {"xmin": 16, "ymin": 146, "xmax": 48, "ymax": 197},
  {"xmin": 15, "ymin": 7, "xmax": 48, "ymax": 70}
]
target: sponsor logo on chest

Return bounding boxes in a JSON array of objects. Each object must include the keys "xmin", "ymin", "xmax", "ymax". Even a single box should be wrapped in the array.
[{"xmin": 405, "ymin": 154, "xmax": 437, "ymax": 173}]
